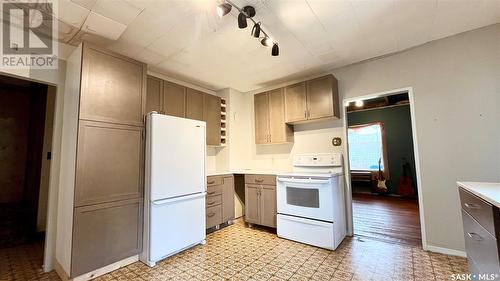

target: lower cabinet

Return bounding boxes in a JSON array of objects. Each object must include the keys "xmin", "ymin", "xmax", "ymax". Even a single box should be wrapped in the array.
[
  {"xmin": 458, "ymin": 186, "xmax": 500, "ymax": 275},
  {"xmin": 244, "ymin": 175, "xmax": 277, "ymax": 228},
  {"xmin": 206, "ymin": 175, "xmax": 235, "ymax": 229},
  {"xmin": 71, "ymin": 198, "xmax": 142, "ymax": 277}
]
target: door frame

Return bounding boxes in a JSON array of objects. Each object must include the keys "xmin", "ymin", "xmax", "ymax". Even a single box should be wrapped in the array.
[
  {"xmin": 341, "ymin": 87, "xmax": 427, "ymax": 250},
  {"xmin": 0, "ymin": 71, "xmax": 62, "ymax": 272}
]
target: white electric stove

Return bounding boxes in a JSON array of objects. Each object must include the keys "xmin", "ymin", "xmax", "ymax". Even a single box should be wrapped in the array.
[{"xmin": 276, "ymin": 153, "xmax": 346, "ymax": 250}]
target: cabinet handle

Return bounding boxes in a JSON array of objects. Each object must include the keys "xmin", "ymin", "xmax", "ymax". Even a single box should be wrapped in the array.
[
  {"xmin": 464, "ymin": 203, "xmax": 480, "ymax": 209},
  {"xmin": 467, "ymin": 232, "xmax": 483, "ymax": 241},
  {"xmin": 207, "ymin": 212, "xmax": 216, "ymax": 217},
  {"xmin": 207, "ymin": 180, "xmax": 215, "ymax": 184},
  {"xmin": 207, "ymin": 201, "xmax": 216, "ymax": 206},
  {"xmin": 304, "ymin": 110, "xmax": 307, "ymax": 118},
  {"xmin": 255, "ymin": 178, "xmax": 264, "ymax": 183},
  {"xmin": 207, "ymin": 191, "xmax": 216, "ymax": 195},
  {"xmin": 307, "ymin": 110, "xmax": 310, "ymax": 118}
]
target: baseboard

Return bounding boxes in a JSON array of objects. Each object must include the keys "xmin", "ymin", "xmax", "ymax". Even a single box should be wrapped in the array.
[
  {"xmin": 426, "ymin": 245, "xmax": 467, "ymax": 257},
  {"xmin": 54, "ymin": 255, "xmax": 138, "ymax": 281}
]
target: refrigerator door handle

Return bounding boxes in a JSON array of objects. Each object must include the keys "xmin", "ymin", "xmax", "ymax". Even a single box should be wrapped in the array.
[{"xmin": 152, "ymin": 192, "xmax": 206, "ymax": 205}]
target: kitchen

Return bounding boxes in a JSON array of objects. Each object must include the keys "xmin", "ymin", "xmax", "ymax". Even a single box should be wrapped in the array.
[{"xmin": 0, "ymin": 1, "xmax": 499, "ymax": 281}]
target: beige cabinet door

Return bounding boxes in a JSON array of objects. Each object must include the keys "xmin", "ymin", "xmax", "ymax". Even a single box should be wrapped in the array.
[
  {"xmin": 284, "ymin": 82, "xmax": 307, "ymax": 123},
  {"xmin": 260, "ymin": 185, "xmax": 276, "ymax": 228},
  {"xmin": 71, "ymin": 198, "xmax": 142, "ymax": 277},
  {"xmin": 306, "ymin": 75, "xmax": 338, "ymax": 119},
  {"xmin": 75, "ymin": 121, "xmax": 143, "ymax": 207},
  {"xmin": 80, "ymin": 45, "xmax": 146, "ymax": 126},
  {"xmin": 186, "ymin": 88, "xmax": 204, "ymax": 121},
  {"xmin": 245, "ymin": 184, "xmax": 260, "ymax": 224},
  {"xmin": 203, "ymin": 94, "xmax": 221, "ymax": 146},
  {"xmin": 146, "ymin": 76, "xmax": 162, "ymax": 115},
  {"xmin": 268, "ymin": 88, "xmax": 292, "ymax": 143},
  {"xmin": 222, "ymin": 176, "xmax": 235, "ymax": 222},
  {"xmin": 254, "ymin": 92, "xmax": 270, "ymax": 144},
  {"xmin": 163, "ymin": 81, "xmax": 186, "ymax": 118}
]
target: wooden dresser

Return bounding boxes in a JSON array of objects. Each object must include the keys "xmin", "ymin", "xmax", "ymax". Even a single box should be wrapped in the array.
[{"xmin": 458, "ymin": 182, "xmax": 500, "ymax": 275}]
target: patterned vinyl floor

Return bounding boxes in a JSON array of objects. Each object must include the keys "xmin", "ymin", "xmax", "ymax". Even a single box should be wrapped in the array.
[{"xmin": 0, "ymin": 219, "xmax": 468, "ymax": 281}]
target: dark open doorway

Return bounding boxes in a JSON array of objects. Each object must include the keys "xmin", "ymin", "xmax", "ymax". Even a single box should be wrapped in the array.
[
  {"xmin": 0, "ymin": 74, "xmax": 54, "ymax": 253},
  {"xmin": 345, "ymin": 92, "xmax": 422, "ymax": 246}
]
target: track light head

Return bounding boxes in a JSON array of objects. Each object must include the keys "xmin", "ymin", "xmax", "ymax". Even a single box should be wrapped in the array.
[
  {"xmin": 242, "ymin": 6, "xmax": 256, "ymax": 18},
  {"xmin": 238, "ymin": 12, "xmax": 247, "ymax": 28},
  {"xmin": 272, "ymin": 43, "xmax": 279, "ymax": 56},
  {"xmin": 261, "ymin": 37, "xmax": 273, "ymax": 47},
  {"xmin": 216, "ymin": 3, "xmax": 232, "ymax": 17},
  {"xmin": 251, "ymin": 22, "xmax": 261, "ymax": 38}
]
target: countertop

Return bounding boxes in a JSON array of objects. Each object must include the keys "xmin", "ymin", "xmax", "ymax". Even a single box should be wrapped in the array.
[
  {"xmin": 457, "ymin": 181, "xmax": 500, "ymax": 208},
  {"xmin": 207, "ymin": 169, "xmax": 289, "ymax": 176}
]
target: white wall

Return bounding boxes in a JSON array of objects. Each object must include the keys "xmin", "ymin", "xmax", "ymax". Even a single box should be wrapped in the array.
[{"xmin": 228, "ymin": 24, "xmax": 500, "ymax": 253}]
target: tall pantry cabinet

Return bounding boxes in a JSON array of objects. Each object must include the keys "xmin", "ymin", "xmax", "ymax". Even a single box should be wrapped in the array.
[{"xmin": 56, "ymin": 43, "xmax": 146, "ymax": 279}]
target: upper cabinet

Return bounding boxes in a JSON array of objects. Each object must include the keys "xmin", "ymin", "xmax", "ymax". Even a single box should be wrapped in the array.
[
  {"xmin": 145, "ymin": 76, "xmax": 162, "ymax": 114},
  {"xmin": 284, "ymin": 74, "xmax": 339, "ymax": 123},
  {"xmin": 80, "ymin": 47, "xmax": 146, "ymax": 127},
  {"xmin": 253, "ymin": 74, "xmax": 338, "ymax": 144},
  {"xmin": 254, "ymin": 89, "xmax": 293, "ymax": 144},
  {"xmin": 284, "ymin": 82, "xmax": 307, "ymax": 122},
  {"xmin": 145, "ymin": 76, "xmax": 223, "ymax": 146},
  {"xmin": 163, "ymin": 81, "xmax": 186, "ymax": 118},
  {"xmin": 186, "ymin": 88, "xmax": 204, "ymax": 121}
]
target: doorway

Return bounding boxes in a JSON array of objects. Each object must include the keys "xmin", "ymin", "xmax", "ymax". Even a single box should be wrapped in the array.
[
  {"xmin": 0, "ymin": 74, "xmax": 55, "ymax": 274},
  {"xmin": 344, "ymin": 90, "xmax": 423, "ymax": 247}
]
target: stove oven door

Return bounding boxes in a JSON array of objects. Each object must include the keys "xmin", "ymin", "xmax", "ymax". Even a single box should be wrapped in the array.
[{"xmin": 276, "ymin": 177, "xmax": 334, "ymax": 222}]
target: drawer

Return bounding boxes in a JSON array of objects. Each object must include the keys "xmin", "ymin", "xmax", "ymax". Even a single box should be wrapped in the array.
[
  {"xmin": 206, "ymin": 205, "xmax": 222, "ymax": 228},
  {"xmin": 461, "ymin": 210, "xmax": 500, "ymax": 274},
  {"xmin": 459, "ymin": 187, "xmax": 496, "ymax": 236},
  {"xmin": 207, "ymin": 176, "xmax": 223, "ymax": 186},
  {"xmin": 206, "ymin": 194, "xmax": 222, "ymax": 208},
  {"xmin": 207, "ymin": 185, "xmax": 223, "ymax": 196},
  {"xmin": 245, "ymin": 174, "xmax": 276, "ymax": 185}
]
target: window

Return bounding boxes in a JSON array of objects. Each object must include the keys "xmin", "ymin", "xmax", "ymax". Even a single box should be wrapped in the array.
[{"xmin": 348, "ymin": 122, "xmax": 388, "ymax": 174}]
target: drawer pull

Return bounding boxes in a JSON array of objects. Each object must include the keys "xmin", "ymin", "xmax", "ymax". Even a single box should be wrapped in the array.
[
  {"xmin": 207, "ymin": 180, "xmax": 215, "ymax": 184},
  {"xmin": 207, "ymin": 212, "xmax": 216, "ymax": 217},
  {"xmin": 467, "ymin": 232, "xmax": 483, "ymax": 241},
  {"xmin": 207, "ymin": 201, "xmax": 216, "ymax": 206},
  {"xmin": 464, "ymin": 203, "xmax": 481, "ymax": 209},
  {"xmin": 207, "ymin": 191, "xmax": 216, "ymax": 195},
  {"xmin": 255, "ymin": 178, "xmax": 264, "ymax": 183}
]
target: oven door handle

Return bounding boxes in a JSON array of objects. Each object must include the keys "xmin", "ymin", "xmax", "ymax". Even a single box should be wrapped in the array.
[{"xmin": 277, "ymin": 178, "xmax": 330, "ymax": 184}]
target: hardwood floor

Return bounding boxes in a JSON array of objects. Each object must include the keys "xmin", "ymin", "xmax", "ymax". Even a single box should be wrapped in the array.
[{"xmin": 352, "ymin": 193, "xmax": 422, "ymax": 247}]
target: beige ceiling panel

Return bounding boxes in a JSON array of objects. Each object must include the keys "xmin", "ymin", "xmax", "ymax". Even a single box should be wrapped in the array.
[
  {"xmin": 57, "ymin": 0, "xmax": 90, "ymax": 28},
  {"xmin": 92, "ymin": 0, "xmax": 144, "ymax": 25},
  {"xmin": 70, "ymin": 0, "xmax": 97, "ymax": 10},
  {"xmin": 82, "ymin": 11, "xmax": 127, "ymax": 40}
]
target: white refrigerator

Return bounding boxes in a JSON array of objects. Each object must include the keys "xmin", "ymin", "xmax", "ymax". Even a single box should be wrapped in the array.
[{"xmin": 141, "ymin": 113, "xmax": 206, "ymax": 267}]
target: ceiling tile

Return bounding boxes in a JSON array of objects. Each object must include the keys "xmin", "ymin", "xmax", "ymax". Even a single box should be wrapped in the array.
[
  {"xmin": 132, "ymin": 48, "xmax": 165, "ymax": 65},
  {"xmin": 70, "ymin": 0, "xmax": 97, "ymax": 10},
  {"xmin": 57, "ymin": 0, "xmax": 90, "ymax": 28},
  {"xmin": 91, "ymin": 0, "xmax": 143, "ymax": 25},
  {"xmin": 82, "ymin": 11, "xmax": 127, "ymax": 40}
]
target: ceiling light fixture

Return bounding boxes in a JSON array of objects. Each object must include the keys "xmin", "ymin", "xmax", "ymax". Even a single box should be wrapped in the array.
[
  {"xmin": 216, "ymin": 1, "xmax": 279, "ymax": 56},
  {"xmin": 271, "ymin": 43, "xmax": 279, "ymax": 56},
  {"xmin": 238, "ymin": 12, "xmax": 247, "ymax": 28},
  {"xmin": 355, "ymin": 100, "xmax": 364, "ymax": 107},
  {"xmin": 261, "ymin": 37, "xmax": 273, "ymax": 47},
  {"xmin": 251, "ymin": 22, "xmax": 261, "ymax": 38},
  {"xmin": 216, "ymin": 3, "xmax": 232, "ymax": 17}
]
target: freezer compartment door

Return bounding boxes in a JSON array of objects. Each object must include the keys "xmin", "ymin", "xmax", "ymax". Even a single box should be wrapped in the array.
[
  {"xmin": 277, "ymin": 214, "xmax": 335, "ymax": 250},
  {"xmin": 147, "ymin": 113, "xmax": 206, "ymax": 201},
  {"xmin": 149, "ymin": 193, "xmax": 206, "ymax": 262}
]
